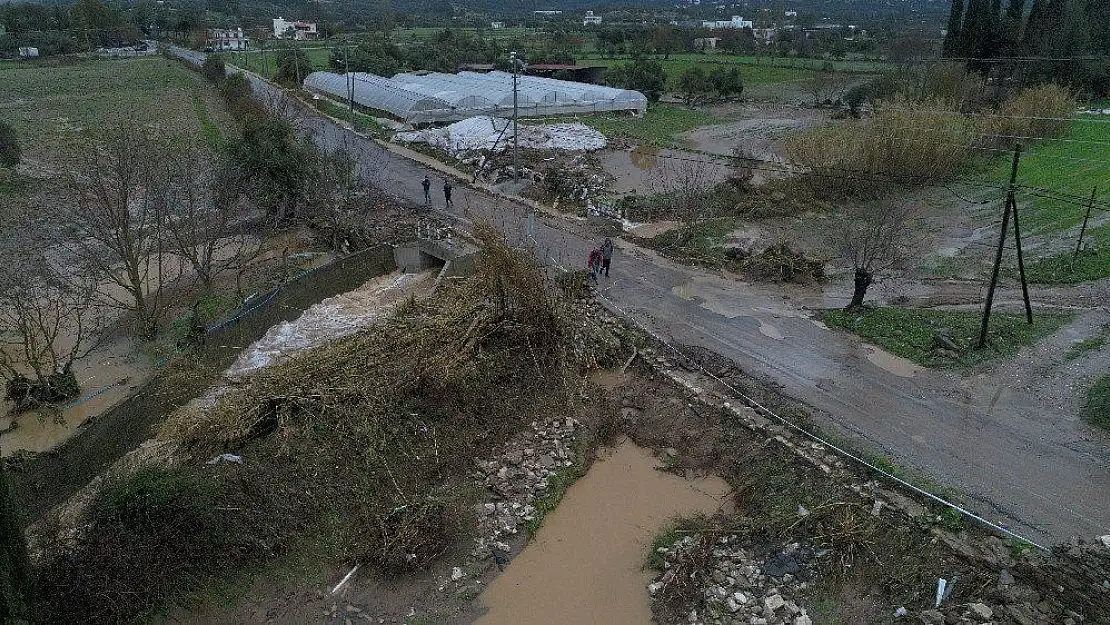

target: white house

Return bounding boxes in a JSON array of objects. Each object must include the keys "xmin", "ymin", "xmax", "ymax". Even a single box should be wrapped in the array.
[
  {"xmin": 583, "ymin": 11, "xmax": 602, "ymax": 25},
  {"xmin": 490, "ymin": 21, "xmax": 505, "ymax": 29},
  {"xmin": 273, "ymin": 17, "xmax": 319, "ymax": 40},
  {"xmin": 17, "ymin": 47, "xmax": 39, "ymax": 58},
  {"xmin": 701, "ymin": 16, "xmax": 753, "ymax": 29},
  {"xmin": 207, "ymin": 27, "xmax": 249, "ymax": 51}
]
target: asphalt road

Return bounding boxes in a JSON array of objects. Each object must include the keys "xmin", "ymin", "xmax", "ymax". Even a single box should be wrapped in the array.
[{"xmin": 172, "ymin": 47, "xmax": 1109, "ymax": 544}]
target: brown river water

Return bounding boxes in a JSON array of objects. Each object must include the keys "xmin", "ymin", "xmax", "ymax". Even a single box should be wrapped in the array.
[{"xmin": 475, "ymin": 440, "xmax": 731, "ymax": 625}]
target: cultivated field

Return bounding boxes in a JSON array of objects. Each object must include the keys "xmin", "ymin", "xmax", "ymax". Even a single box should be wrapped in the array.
[{"xmin": 0, "ymin": 55, "xmax": 234, "ymax": 165}]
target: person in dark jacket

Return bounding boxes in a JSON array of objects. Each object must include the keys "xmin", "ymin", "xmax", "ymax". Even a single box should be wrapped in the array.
[
  {"xmin": 600, "ymin": 237, "xmax": 614, "ymax": 277},
  {"xmin": 443, "ymin": 181, "xmax": 454, "ymax": 208},
  {"xmin": 422, "ymin": 176, "xmax": 431, "ymax": 205}
]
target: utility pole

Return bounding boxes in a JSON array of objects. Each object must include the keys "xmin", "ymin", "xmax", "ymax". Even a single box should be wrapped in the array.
[
  {"xmin": 1075, "ymin": 186, "xmax": 1097, "ymax": 259},
  {"xmin": 344, "ymin": 44, "xmax": 353, "ymax": 115},
  {"xmin": 978, "ymin": 144, "xmax": 1023, "ymax": 349},
  {"xmin": 1011, "ymin": 178, "xmax": 1033, "ymax": 324},
  {"xmin": 510, "ymin": 51, "xmax": 523, "ymax": 182}
]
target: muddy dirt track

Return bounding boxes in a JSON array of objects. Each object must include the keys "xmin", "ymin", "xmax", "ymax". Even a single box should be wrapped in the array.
[{"xmin": 171, "ymin": 48, "xmax": 1109, "ymax": 544}]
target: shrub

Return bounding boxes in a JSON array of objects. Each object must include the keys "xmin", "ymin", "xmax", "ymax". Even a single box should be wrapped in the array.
[
  {"xmin": 201, "ymin": 55, "xmax": 226, "ymax": 83},
  {"xmin": 606, "ymin": 59, "xmax": 666, "ymax": 102},
  {"xmin": 784, "ymin": 96, "xmax": 981, "ymax": 196},
  {"xmin": 981, "ymin": 83, "xmax": 1075, "ymax": 149}
]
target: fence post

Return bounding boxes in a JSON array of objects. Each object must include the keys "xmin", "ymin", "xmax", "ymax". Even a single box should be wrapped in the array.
[{"xmin": 1074, "ymin": 186, "xmax": 1096, "ymax": 259}]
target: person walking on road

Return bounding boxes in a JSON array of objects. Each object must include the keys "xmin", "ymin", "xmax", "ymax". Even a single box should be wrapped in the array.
[
  {"xmin": 443, "ymin": 180, "xmax": 454, "ymax": 209},
  {"xmin": 588, "ymin": 247, "xmax": 603, "ymax": 284},
  {"xmin": 600, "ymin": 237, "xmax": 614, "ymax": 277},
  {"xmin": 422, "ymin": 176, "xmax": 431, "ymax": 205}
]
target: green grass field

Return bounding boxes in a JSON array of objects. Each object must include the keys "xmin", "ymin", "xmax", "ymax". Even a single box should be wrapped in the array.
[
  {"xmin": 819, "ymin": 307, "xmax": 1073, "ymax": 370},
  {"xmin": 0, "ymin": 56, "xmax": 234, "ymax": 166},
  {"xmin": 579, "ymin": 54, "xmax": 815, "ymax": 88},
  {"xmin": 224, "ymin": 46, "xmax": 334, "ymax": 76},
  {"xmin": 578, "ymin": 104, "xmax": 718, "ymax": 145}
]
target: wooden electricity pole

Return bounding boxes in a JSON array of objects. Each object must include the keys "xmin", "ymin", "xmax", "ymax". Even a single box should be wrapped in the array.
[
  {"xmin": 1074, "ymin": 186, "xmax": 1097, "ymax": 258},
  {"xmin": 979, "ymin": 144, "xmax": 1033, "ymax": 349}
]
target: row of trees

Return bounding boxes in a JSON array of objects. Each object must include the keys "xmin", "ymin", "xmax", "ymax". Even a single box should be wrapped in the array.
[
  {"xmin": 943, "ymin": 0, "xmax": 1110, "ymax": 91},
  {"xmin": 677, "ymin": 66, "xmax": 745, "ymax": 104},
  {"xmin": 326, "ymin": 29, "xmax": 579, "ymax": 78}
]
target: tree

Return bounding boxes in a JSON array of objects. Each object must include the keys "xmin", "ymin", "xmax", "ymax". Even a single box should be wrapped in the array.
[
  {"xmin": 160, "ymin": 155, "xmax": 261, "ymax": 292},
  {"xmin": 709, "ymin": 66, "xmax": 744, "ymax": 100},
  {"xmin": 654, "ymin": 156, "xmax": 717, "ymax": 236},
  {"xmin": 678, "ymin": 66, "xmax": 712, "ymax": 105},
  {"xmin": 201, "ymin": 55, "xmax": 226, "ymax": 83},
  {"xmin": 0, "ymin": 120, "xmax": 18, "ymax": 169},
  {"xmin": 607, "ymin": 59, "xmax": 666, "ymax": 102},
  {"xmin": 835, "ymin": 201, "xmax": 918, "ymax": 309},
  {"xmin": 805, "ymin": 70, "xmax": 850, "ymax": 105},
  {"xmin": 274, "ymin": 46, "xmax": 312, "ymax": 85},
  {"xmin": 0, "ymin": 256, "xmax": 102, "ymax": 409},
  {"xmin": 334, "ymin": 35, "xmax": 405, "ymax": 76},
  {"xmin": 63, "ymin": 125, "xmax": 185, "ymax": 339},
  {"xmin": 222, "ymin": 116, "xmax": 314, "ymax": 220}
]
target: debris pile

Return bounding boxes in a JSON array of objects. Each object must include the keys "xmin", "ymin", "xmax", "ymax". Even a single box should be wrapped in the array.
[
  {"xmin": 650, "ymin": 533, "xmax": 816, "ymax": 625},
  {"xmin": 736, "ymin": 243, "xmax": 825, "ymax": 284},
  {"xmin": 395, "ymin": 116, "xmax": 607, "ymax": 156},
  {"xmin": 470, "ymin": 416, "xmax": 580, "ymax": 555}
]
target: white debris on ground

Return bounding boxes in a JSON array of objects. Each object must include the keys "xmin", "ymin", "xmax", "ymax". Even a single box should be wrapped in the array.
[
  {"xmin": 396, "ymin": 116, "xmax": 607, "ymax": 155},
  {"xmin": 225, "ymin": 270, "xmax": 434, "ymax": 378},
  {"xmin": 651, "ymin": 534, "xmax": 818, "ymax": 625},
  {"xmin": 1078, "ymin": 108, "xmax": 1110, "ymax": 115},
  {"xmin": 437, "ymin": 417, "xmax": 580, "ymax": 596}
]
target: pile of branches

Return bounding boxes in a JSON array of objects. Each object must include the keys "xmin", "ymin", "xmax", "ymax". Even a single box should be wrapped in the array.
[{"xmin": 736, "ymin": 243, "xmax": 826, "ymax": 285}]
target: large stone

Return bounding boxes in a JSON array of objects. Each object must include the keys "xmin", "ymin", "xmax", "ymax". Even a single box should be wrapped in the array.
[
  {"xmin": 794, "ymin": 617, "xmax": 812, "ymax": 625},
  {"xmin": 967, "ymin": 603, "xmax": 993, "ymax": 620},
  {"xmin": 763, "ymin": 594, "xmax": 785, "ymax": 612},
  {"xmin": 998, "ymin": 569, "xmax": 1015, "ymax": 586}
]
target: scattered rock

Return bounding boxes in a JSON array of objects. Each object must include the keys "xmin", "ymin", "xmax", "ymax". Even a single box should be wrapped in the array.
[{"xmin": 967, "ymin": 602, "xmax": 993, "ymax": 620}]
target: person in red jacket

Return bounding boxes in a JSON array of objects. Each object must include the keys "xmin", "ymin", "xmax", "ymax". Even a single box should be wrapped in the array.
[{"xmin": 588, "ymin": 247, "xmax": 603, "ymax": 283}]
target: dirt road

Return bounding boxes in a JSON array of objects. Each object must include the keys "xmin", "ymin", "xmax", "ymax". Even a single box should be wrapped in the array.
[{"xmin": 171, "ymin": 47, "xmax": 1109, "ymax": 544}]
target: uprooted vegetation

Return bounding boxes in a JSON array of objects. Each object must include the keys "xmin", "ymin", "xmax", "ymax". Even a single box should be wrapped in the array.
[{"xmin": 31, "ymin": 227, "xmax": 625, "ymax": 622}]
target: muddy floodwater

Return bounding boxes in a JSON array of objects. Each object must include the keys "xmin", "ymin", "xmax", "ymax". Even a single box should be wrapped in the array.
[{"xmin": 475, "ymin": 440, "xmax": 730, "ymax": 625}]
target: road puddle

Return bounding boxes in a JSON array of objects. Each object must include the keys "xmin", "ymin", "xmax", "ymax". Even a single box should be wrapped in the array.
[
  {"xmin": 629, "ymin": 144, "xmax": 660, "ymax": 170},
  {"xmin": 758, "ymin": 320, "xmax": 785, "ymax": 340},
  {"xmin": 863, "ymin": 346, "xmax": 923, "ymax": 378},
  {"xmin": 475, "ymin": 439, "xmax": 730, "ymax": 625}
]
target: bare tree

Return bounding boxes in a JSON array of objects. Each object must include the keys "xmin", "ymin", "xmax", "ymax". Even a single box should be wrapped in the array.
[
  {"xmin": 835, "ymin": 201, "xmax": 919, "ymax": 309},
  {"xmin": 160, "ymin": 155, "xmax": 262, "ymax": 292},
  {"xmin": 62, "ymin": 125, "xmax": 188, "ymax": 339},
  {"xmin": 654, "ymin": 156, "xmax": 718, "ymax": 232},
  {"xmin": 0, "ymin": 256, "xmax": 103, "ymax": 410},
  {"xmin": 302, "ymin": 149, "xmax": 379, "ymax": 251}
]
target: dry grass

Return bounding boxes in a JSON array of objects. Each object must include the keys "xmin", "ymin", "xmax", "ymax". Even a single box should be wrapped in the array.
[
  {"xmin": 784, "ymin": 97, "xmax": 981, "ymax": 196},
  {"xmin": 982, "ymin": 83, "xmax": 1075, "ymax": 149}
]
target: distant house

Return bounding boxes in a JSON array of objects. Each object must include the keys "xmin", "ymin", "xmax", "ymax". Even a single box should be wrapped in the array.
[
  {"xmin": 207, "ymin": 27, "xmax": 249, "ymax": 51},
  {"xmin": 701, "ymin": 16, "xmax": 753, "ymax": 29},
  {"xmin": 583, "ymin": 11, "xmax": 602, "ymax": 25},
  {"xmin": 693, "ymin": 37, "xmax": 721, "ymax": 50},
  {"xmin": 533, "ymin": 10, "xmax": 562, "ymax": 15},
  {"xmin": 273, "ymin": 17, "xmax": 319, "ymax": 40},
  {"xmin": 490, "ymin": 21, "xmax": 505, "ymax": 29},
  {"xmin": 752, "ymin": 27, "xmax": 776, "ymax": 43},
  {"xmin": 18, "ymin": 47, "xmax": 39, "ymax": 59}
]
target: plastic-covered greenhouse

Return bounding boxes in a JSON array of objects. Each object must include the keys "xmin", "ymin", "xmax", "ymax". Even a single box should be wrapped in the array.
[{"xmin": 303, "ymin": 70, "xmax": 648, "ymax": 124}]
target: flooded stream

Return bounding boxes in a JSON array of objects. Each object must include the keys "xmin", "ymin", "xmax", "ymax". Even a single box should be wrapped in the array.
[{"xmin": 475, "ymin": 440, "xmax": 730, "ymax": 625}]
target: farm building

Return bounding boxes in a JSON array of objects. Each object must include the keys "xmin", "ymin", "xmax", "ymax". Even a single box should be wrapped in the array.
[{"xmin": 302, "ymin": 70, "xmax": 648, "ymax": 124}]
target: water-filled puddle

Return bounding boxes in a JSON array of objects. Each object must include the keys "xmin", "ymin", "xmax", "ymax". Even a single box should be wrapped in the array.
[
  {"xmin": 864, "ymin": 346, "xmax": 922, "ymax": 378},
  {"xmin": 476, "ymin": 440, "xmax": 730, "ymax": 625}
]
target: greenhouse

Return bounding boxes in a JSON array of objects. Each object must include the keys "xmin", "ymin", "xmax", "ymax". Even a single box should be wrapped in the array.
[{"xmin": 303, "ymin": 70, "xmax": 648, "ymax": 124}]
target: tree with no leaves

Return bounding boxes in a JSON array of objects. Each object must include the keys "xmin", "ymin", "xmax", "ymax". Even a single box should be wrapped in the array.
[
  {"xmin": 63, "ymin": 124, "xmax": 187, "ymax": 339},
  {"xmin": 835, "ymin": 201, "xmax": 918, "ymax": 309},
  {"xmin": 160, "ymin": 153, "xmax": 261, "ymax": 293},
  {"xmin": 0, "ymin": 256, "xmax": 103, "ymax": 409},
  {"xmin": 654, "ymin": 155, "xmax": 718, "ymax": 242}
]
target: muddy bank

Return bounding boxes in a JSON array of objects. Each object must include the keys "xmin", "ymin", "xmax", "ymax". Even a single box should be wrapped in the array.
[{"xmin": 476, "ymin": 440, "xmax": 729, "ymax": 625}]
